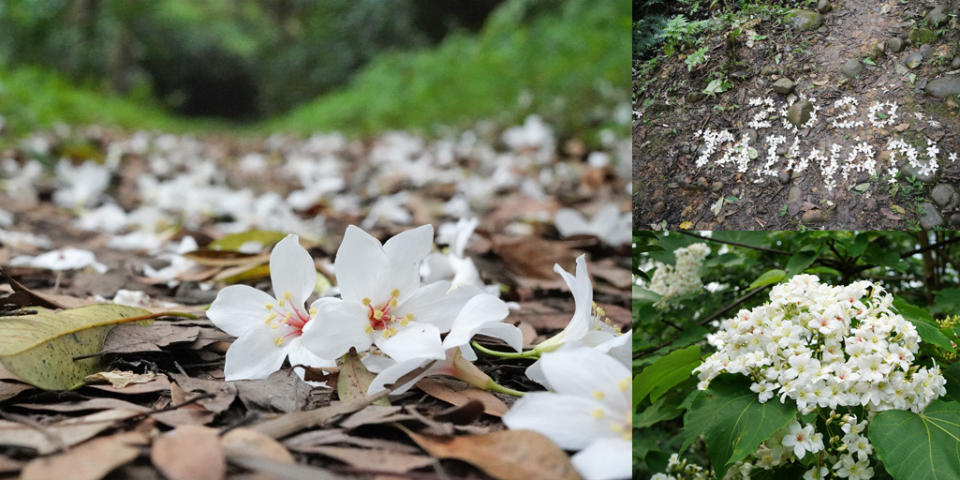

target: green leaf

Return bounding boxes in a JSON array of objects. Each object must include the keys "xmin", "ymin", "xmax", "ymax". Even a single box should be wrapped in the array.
[
  {"xmin": 935, "ymin": 288, "xmax": 960, "ymax": 314},
  {"xmin": 209, "ymin": 230, "xmax": 288, "ymax": 252},
  {"xmin": 863, "ymin": 57, "xmax": 877, "ymax": 66},
  {"xmin": 682, "ymin": 374, "xmax": 796, "ymax": 478},
  {"xmin": 786, "ymin": 248, "xmax": 819, "ymax": 277},
  {"xmin": 805, "ymin": 266, "xmax": 842, "ymax": 277},
  {"xmin": 632, "ymin": 286, "xmax": 662, "ymax": 305},
  {"xmin": 870, "ymin": 399, "xmax": 960, "ymax": 480},
  {"xmin": 725, "ymin": 195, "xmax": 739, "ymax": 204},
  {"xmin": 894, "ymin": 298, "xmax": 954, "ymax": 351},
  {"xmin": 633, "ymin": 345, "xmax": 701, "ymax": 407},
  {"xmin": 944, "ymin": 362, "xmax": 960, "ymax": 403},
  {"xmin": 849, "ymin": 233, "xmax": 871, "ymax": 257},
  {"xmin": 635, "ymin": 396, "xmax": 683, "ymax": 428},
  {"xmin": 748, "ymin": 269, "xmax": 786, "ymax": 290},
  {"xmin": 0, "ymin": 304, "xmax": 161, "ymax": 390}
]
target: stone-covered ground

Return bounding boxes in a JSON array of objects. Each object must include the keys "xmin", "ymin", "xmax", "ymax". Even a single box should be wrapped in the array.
[{"xmin": 634, "ymin": 0, "xmax": 960, "ymax": 230}]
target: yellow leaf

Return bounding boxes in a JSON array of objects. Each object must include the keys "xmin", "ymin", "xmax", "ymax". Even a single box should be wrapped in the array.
[{"xmin": 678, "ymin": 221, "xmax": 694, "ymax": 230}]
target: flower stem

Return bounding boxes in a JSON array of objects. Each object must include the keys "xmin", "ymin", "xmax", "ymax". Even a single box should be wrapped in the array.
[
  {"xmin": 472, "ymin": 341, "xmax": 540, "ymax": 360},
  {"xmin": 485, "ymin": 380, "xmax": 525, "ymax": 397}
]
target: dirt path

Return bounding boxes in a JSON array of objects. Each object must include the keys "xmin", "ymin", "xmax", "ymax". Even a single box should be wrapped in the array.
[{"xmin": 634, "ymin": 0, "xmax": 960, "ymax": 230}]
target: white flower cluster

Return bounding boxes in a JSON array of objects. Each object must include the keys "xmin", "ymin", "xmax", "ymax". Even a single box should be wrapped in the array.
[
  {"xmin": 650, "ymin": 453, "xmax": 710, "ymax": 480},
  {"xmin": 695, "ymin": 274, "xmax": 946, "ymax": 414},
  {"xmin": 648, "ymin": 243, "xmax": 710, "ymax": 307},
  {"xmin": 725, "ymin": 414, "xmax": 874, "ymax": 480},
  {"xmin": 867, "ymin": 101, "xmax": 898, "ymax": 128},
  {"xmin": 691, "ymin": 95, "xmax": 959, "ymax": 192}
]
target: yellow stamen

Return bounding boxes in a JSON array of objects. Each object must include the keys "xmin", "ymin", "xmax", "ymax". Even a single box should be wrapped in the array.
[
  {"xmin": 383, "ymin": 327, "xmax": 397, "ymax": 338},
  {"xmin": 404, "ymin": 313, "xmax": 414, "ymax": 322},
  {"xmin": 610, "ymin": 424, "xmax": 624, "ymax": 433},
  {"xmin": 621, "ymin": 432, "xmax": 631, "ymax": 441},
  {"xmin": 283, "ymin": 292, "xmax": 292, "ymax": 300},
  {"xmin": 277, "ymin": 299, "xmax": 285, "ymax": 307},
  {"xmin": 362, "ymin": 297, "xmax": 371, "ymax": 306},
  {"xmin": 270, "ymin": 323, "xmax": 279, "ymax": 329},
  {"xmin": 389, "ymin": 298, "xmax": 398, "ymax": 307},
  {"xmin": 373, "ymin": 309, "xmax": 384, "ymax": 320},
  {"xmin": 593, "ymin": 390, "xmax": 605, "ymax": 400},
  {"xmin": 618, "ymin": 378, "xmax": 629, "ymax": 392},
  {"xmin": 400, "ymin": 316, "xmax": 411, "ymax": 326},
  {"xmin": 364, "ymin": 325, "xmax": 374, "ymax": 334},
  {"xmin": 391, "ymin": 289, "xmax": 400, "ymax": 298},
  {"xmin": 274, "ymin": 337, "xmax": 284, "ymax": 346},
  {"xmin": 265, "ymin": 303, "xmax": 273, "ymax": 310},
  {"xmin": 264, "ymin": 313, "xmax": 277, "ymax": 325},
  {"xmin": 309, "ymin": 307, "xmax": 318, "ymax": 316},
  {"xmin": 592, "ymin": 409, "xmax": 605, "ymax": 419}
]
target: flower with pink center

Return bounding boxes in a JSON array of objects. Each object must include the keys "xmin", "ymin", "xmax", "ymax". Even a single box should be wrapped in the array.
[
  {"xmin": 301, "ymin": 224, "xmax": 479, "ymax": 363},
  {"xmin": 206, "ymin": 234, "xmax": 333, "ymax": 381}
]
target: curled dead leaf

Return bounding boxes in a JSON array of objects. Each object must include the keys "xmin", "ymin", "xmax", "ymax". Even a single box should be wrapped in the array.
[
  {"xmin": 401, "ymin": 427, "xmax": 580, "ymax": 480},
  {"xmin": 151, "ymin": 425, "xmax": 226, "ymax": 480}
]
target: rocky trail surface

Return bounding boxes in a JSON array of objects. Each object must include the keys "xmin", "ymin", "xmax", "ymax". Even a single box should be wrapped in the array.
[{"xmin": 635, "ymin": 0, "xmax": 960, "ymax": 230}]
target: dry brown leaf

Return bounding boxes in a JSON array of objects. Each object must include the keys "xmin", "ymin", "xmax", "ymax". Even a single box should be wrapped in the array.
[
  {"xmin": 169, "ymin": 373, "xmax": 237, "ymax": 414},
  {"xmin": 491, "ymin": 235, "xmax": 579, "ymax": 281},
  {"xmin": 183, "ymin": 250, "xmax": 270, "ymax": 267},
  {"xmin": 153, "ymin": 382, "xmax": 214, "ymax": 427},
  {"xmin": 235, "ymin": 369, "xmax": 312, "ymax": 413},
  {"xmin": 85, "ymin": 373, "xmax": 170, "ymax": 395},
  {"xmin": 433, "ymin": 399, "xmax": 485, "ymax": 425},
  {"xmin": 308, "ymin": 446, "xmax": 434, "ymax": 474},
  {"xmin": 403, "ymin": 428, "xmax": 580, "ymax": 480},
  {"xmin": 221, "ymin": 428, "xmax": 294, "ymax": 464},
  {"xmin": 336, "ymin": 349, "xmax": 387, "ymax": 405},
  {"xmin": 0, "ymin": 408, "xmax": 140, "ymax": 455},
  {"xmin": 101, "ymin": 323, "xmax": 201, "ymax": 353},
  {"xmin": 588, "ymin": 259, "xmax": 632, "ymax": 289},
  {"xmin": 416, "ymin": 378, "xmax": 508, "ymax": 417},
  {"xmin": 20, "ymin": 432, "xmax": 146, "ymax": 480},
  {"xmin": 284, "ymin": 429, "xmax": 420, "ymax": 455},
  {"xmin": 13, "ymin": 397, "xmax": 151, "ymax": 414},
  {"xmin": 151, "ymin": 425, "xmax": 226, "ymax": 480},
  {"xmin": 339, "ymin": 405, "xmax": 411, "ymax": 430},
  {"xmin": 84, "ymin": 370, "xmax": 157, "ymax": 389}
]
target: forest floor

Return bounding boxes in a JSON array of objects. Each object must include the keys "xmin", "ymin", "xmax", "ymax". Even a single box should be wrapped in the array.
[
  {"xmin": 0, "ymin": 120, "xmax": 630, "ymax": 479},
  {"xmin": 634, "ymin": 0, "xmax": 960, "ymax": 230}
]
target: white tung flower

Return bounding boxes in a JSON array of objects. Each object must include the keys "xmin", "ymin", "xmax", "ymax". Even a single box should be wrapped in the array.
[
  {"xmin": 503, "ymin": 348, "xmax": 632, "ymax": 480},
  {"xmin": 206, "ymin": 234, "xmax": 332, "ymax": 381},
  {"xmin": 301, "ymin": 225, "xmax": 478, "ymax": 363},
  {"xmin": 554, "ymin": 204, "xmax": 630, "ymax": 246}
]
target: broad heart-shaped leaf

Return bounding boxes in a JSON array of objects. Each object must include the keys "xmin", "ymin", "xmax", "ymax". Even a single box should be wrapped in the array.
[
  {"xmin": 944, "ymin": 362, "xmax": 960, "ymax": 403},
  {"xmin": 785, "ymin": 247, "xmax": 819, "ymax": 277},
  {"xmin": 682, "ymin": 374, "xmax": 796, "ymax": 479},
  {"xmin": 748, "ymin": 269, "xmax": 786, "ymax": 290},
  {"xmin": 894, "ymin": 298, "xmax": 954, "ymax": 352},
  {"xmin": 0, "ymin": 304, "xmax": 158, "ymax": 390},
  {"xmin": 633, "ymin": 345, "xmax": 700, "ymax": 408},
  {"xmin": 870, "ymin": 399, "xmax": 960, "ymax": 480}
]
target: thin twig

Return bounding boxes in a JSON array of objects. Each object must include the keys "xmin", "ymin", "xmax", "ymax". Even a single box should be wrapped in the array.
[{"xmin": 675, "ymin": 230, "xmax": 791, "ymax": 256}]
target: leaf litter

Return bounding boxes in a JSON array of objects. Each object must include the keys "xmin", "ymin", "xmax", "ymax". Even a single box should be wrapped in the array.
[{"xmin": 0, "ymin": 120, "xmax": 629, "ymax": 478}]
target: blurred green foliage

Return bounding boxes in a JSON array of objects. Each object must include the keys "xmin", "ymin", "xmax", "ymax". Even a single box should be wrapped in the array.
[
  {"xmin": 269, "ymin": 0, "xmax": 629, "ymax": 138},
  {"xmin": 0, "ymin": 0, "xmax": 628, "ymax": 140}
]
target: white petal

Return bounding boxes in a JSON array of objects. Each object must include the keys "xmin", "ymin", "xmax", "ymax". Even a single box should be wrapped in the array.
[
  {"xmin": 502, "ymin": 392, "xmax": 610, "ymax": 450},
  {"xmin": 554, "ymin": 208, "xmax": 591, "ymax": 237},
  {"xmin": 206, "ymin": 284, "xmax": 275, "ymax": 337},
  {"xmin": 335, "ymin": 225, "xmax": 387, "ymax": 303},
  {"xmin": 367, "ymin": 357, "xmax": 439, "ymax": 395},
  {"xmin": 269, "ymin": 234, "xmax": 316, "ymax": 307},
  {"xmin": 224, "ymin": 329, "xmax": 289, "ymax": 381},
  {"xmin": 383, "ymin": 224, "xmax": 434, "ymax": 265},
  {"xmin": 382, "ymin": 224, "xmax": 434, "ymax": 299},
  {"xmin": 420, "ymin": 253, "xmax": 454, "ymax": 284},
  {"xmin": 476, "ymin": 323, "xmax": 523, "ymax": 353},
  {"xmin": 300, "ymin": 298, "xmax": 373, "ymax": 360},
  {"xmin": 552, "ymin": 255, "xmax": 592, "ymax": 342},
  {"xmin": 287, "ymin": 339, "xmax": 335, "ymax": 369},
  {"xmin": 524, "ymin": 359, "xmax": 550, "ymax": 389},
  {"xmin": 395, "ymin": 281, "xmax": 479, "ymax": 332},
  {"xmin": 374, "ymin": 322, "xmax": 445, "ymax": 362},
  {"xmin": 361, "ymin": 354, "xmax": 397, "ymax": 373},
  {"xmin": 443, "ymin": 294, "xmax": 510, "ymax": 349},
  {"xmin": 594, "ymin": 331, "xmax": 631, "ymax": 368},
  {"xmin": 540, "ymin": 348, "xmax": 631, "ymax": 414},
  {"xmin": 571, "ymin": 438, "xmax": 633, "ymax": 480}
]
